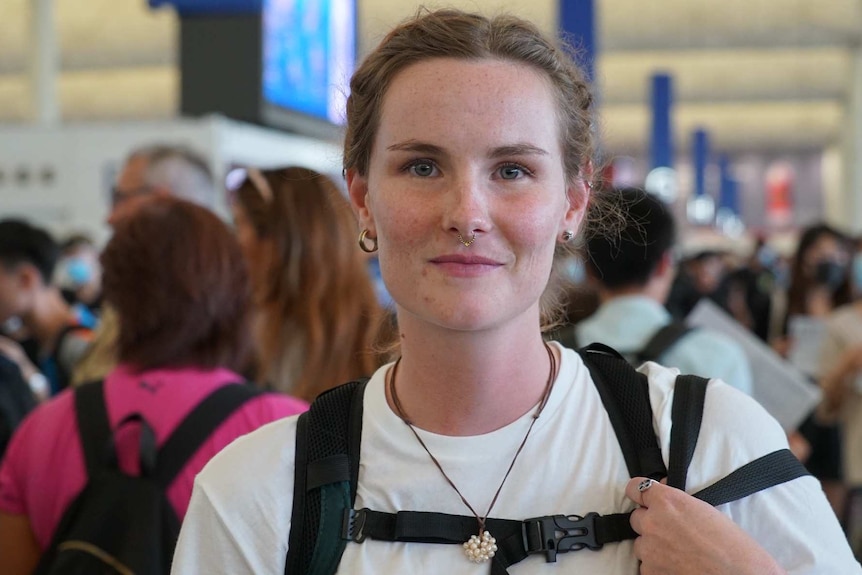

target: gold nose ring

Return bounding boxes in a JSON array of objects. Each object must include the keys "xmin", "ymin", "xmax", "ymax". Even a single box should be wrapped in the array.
[{"xmin": 458, "ymin": 232, "xmax": 476, "ymax": 247}]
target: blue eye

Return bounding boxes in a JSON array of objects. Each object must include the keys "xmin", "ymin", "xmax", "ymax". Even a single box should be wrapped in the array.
[
  {"xmin": 499, "ymin": 164, "xmax": 525, "ymax": 180},
  {"xmin": 409, "ymin": 161, "xmax": 437, "ymax": 177}
]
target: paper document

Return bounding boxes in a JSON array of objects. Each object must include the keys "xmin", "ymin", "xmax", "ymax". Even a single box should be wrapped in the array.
[
  {"xmin": 786, "ymin": 316, "xmax": 828, "ymax": 378},
  {"xmin": 686, "ymin": 299, "xmax": 821, "ymax": 432}
]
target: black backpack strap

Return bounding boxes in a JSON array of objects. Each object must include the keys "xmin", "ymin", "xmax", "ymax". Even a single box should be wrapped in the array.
[
  {"xmin": 636, "ymin": 322, "xmax": 694, "ymax": 364},
  {"xmin": 285, "ymin": 379, "xmax": 367, "ymax": 575},
  {"xmin": 667, "ymin": 374, "xmax": 708, "ymax": 490},
  {"xmin": 579, "ymin": 344, "xmax": 667, "ymax": 479},
  {"xmin": 73, "ymin": 380, "xmax": 112, "ymax": 477},
  {"xmin": 153, "ymin": 383, "xmax": 261, "ymax": 487},
  {"xmin": 693, "ymin": 448, "xmax": 809, "ymax": 506}
]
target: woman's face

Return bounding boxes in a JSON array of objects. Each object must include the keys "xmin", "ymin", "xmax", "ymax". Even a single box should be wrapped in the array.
[{"xmin": 348, "ymin": 57, "xmax": 586, "ymax": 334}]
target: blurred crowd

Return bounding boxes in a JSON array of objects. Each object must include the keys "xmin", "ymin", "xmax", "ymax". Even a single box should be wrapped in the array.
[{"xmin": 1, "ymin": 143, "xmax": 861, "ymax": 568}]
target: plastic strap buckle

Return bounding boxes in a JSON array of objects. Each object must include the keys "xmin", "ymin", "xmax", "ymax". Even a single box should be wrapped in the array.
[
  {"xmin": 341, "ymin": 508, "xmax": 369, "ymax": 542},
  {"xmin": 522, "ymin": 513, "xmax": 603, "ymax": 562}
]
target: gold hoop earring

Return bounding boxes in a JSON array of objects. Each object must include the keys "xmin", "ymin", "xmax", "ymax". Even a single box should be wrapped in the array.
[
  {"xmin": 358, "ymin": 229, "xmax": 378, "ymax": 253},
  {"xmin": 458, "ymin": 232, "xmax": 476, "ymax": 247}
]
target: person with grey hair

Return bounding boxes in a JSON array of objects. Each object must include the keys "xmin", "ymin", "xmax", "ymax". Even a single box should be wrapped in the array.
[
  {"xmin": 72, "ymin": 144, "xmax": 216, "ymax": 385},
  {"xmin": 107, "ymin": 145, "xmax": 215, "ymax": 226}
]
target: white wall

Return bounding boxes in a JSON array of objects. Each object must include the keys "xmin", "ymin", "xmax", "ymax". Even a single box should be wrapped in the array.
[{"xmin": 0, "ymin": 115, "xmax": 342, "ymax": 244}]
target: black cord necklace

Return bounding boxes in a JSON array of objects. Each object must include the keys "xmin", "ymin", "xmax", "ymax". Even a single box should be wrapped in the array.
[{"xmin": 388, "ymin": 342, "xmax": 557, "ymax": 563}]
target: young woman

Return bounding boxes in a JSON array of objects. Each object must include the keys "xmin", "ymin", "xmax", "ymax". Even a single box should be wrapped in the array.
[
  {"xmin": 172, "ymin": 10, "xmax": 859, "ymax": 574},
  {"xmin": 231, "ymin": 167, "xmax": 387, "ymax": 401},
  {"xmin": 0, "ymin": 197, "xmax": 307, "ymax": 575}
]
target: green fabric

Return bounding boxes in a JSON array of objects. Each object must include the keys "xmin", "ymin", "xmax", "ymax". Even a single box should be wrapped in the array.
[{"xmin": 308, "ymin": 481, "xmax": 351, "ymax": 575}]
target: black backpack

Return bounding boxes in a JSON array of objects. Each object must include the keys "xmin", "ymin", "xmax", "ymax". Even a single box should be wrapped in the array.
[
  {"xmin": 552, "ymin": 321, "xmax": 695, "ymax": 366},
  {"xmin": 0, "ymin": 354, "xmax": 38, "ymax": 459},
  {"xmin": 35, "ymin": 380, "xmax": 260, "ymax": 575},
  {"xmin": 284, "ymin": 344, "xmax": 809, "ymax": 575}
]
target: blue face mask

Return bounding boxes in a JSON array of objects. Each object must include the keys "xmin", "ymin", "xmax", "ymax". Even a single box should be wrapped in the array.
[{"xmin": 62, "ymin": 257, "xmax": 93, "ymax": 286}]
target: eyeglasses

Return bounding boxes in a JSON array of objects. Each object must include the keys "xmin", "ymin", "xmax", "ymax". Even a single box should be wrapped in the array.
[{"xmin": 110, "ymin": 185, "xmax": 153, "ymax": 208}]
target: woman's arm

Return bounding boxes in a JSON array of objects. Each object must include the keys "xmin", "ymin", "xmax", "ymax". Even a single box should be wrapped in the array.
[{"xmin": 0, "ymin": 512, "xmax": 41, "ymax": 575}]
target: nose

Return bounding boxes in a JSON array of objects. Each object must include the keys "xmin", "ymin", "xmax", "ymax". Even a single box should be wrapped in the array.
[{"xmin": 443, "ymin": 173, "xmax": 490, "ymax": 240}]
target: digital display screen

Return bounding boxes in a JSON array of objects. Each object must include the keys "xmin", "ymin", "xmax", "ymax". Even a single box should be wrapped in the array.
[{"xmin": 262, "ymin": 0, "xmax": 356, "ymax": 126}]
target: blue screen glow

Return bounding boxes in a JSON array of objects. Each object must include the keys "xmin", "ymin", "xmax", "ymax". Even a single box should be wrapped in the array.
[{"xmin": 262, "ymin": 0, "xmax": 356, "ymax": 125}]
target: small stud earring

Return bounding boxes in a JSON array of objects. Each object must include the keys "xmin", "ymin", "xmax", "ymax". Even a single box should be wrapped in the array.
[{"xmin": 561, "ymin": 230, "xmax": 574, "ymax": 242}]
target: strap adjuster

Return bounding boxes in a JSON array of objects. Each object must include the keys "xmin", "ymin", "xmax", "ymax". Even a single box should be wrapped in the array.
[
  {"xmin": 522, "ymin": 513, "xmax": 602, "ymax": 562},
  {"xmin": 342, "ymin": 508, "xmax": 369, "ymax": 542}
]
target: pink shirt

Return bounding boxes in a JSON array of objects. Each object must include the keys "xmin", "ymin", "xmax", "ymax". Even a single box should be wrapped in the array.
[{"xmin": 0, "ymin": 364, "xmax": 307, "ymax": 549}]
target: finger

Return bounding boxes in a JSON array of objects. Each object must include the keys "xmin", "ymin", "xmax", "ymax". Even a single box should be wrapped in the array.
[
  {"xmin": 629, "ymin": 506, "xmax": 647, "ymax": 535},
  {"xmin": 625, "ymin": 477, "xmax": 662, "ymax": 507}
]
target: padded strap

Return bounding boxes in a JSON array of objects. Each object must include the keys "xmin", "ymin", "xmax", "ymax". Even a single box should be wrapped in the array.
[
  {"xmin": 74, "ymin": 380, "xmax": 112, "ymax": 477},
  {"xmin": 579, "ymin": 344, "xmax": 666, "ymax": 479},
  {"xmin": 285, "ymin": 380, "xmax": 368, "ymax": 575},
  {"xmin": 667, "ymin": 375, "xmax": 708, "ymax": 490},
  {"xmin": 636, "ymin": 322, "xmax": 694, "ymax": 364},
  {"xmin": 154, "ymin": 383, "xmax": 260, "ymax": 487}
]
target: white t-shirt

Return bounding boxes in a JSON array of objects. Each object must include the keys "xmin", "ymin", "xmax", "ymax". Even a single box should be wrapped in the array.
[{"xmin": 172, "ymin": 345, "xmax": 859, "ymax": 574}]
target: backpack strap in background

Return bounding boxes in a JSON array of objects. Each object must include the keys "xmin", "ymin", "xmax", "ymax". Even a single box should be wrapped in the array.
[
  {"xmin": 636, "ymin": 322, "xmax": 694, "ymax": 364},
  {"xmin": 578, "ymin": 344, "xmax": 667, "ymax": 480},
  {"xmin": 693, "ymin": 448, "xmax": 810, "ymax": 506},
  {"xmin": 153, "ymin": 383, "xmax": 261, "ymax": 487},
  {"xmin": 285, "ymin": 380, "xmax": 367, "ymax": 575},
  {"xmin": 73, "ymin": 380, "xmax": 112, "ymax": 477},
  {"xmin": 666, "ymin": 374, "xmax": 708, "ymax": 490}
]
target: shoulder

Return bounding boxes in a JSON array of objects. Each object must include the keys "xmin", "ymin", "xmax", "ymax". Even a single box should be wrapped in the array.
[
  {"xmin": 195, "ymin": 414, "xmax": 299, "ymax": 511},
  {"xmin": 639, "ymin": 362, "xmax": 785, "ymax": 491}
]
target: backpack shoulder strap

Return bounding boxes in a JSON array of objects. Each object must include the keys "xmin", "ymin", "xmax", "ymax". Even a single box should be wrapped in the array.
[
  {"xmin": 578, "ymin": 343, "xmax": 666, "ymax": 480},
  {"xmin": 667, "ymin": 374, "xmax": 708, "ymax": 490},
  {"xmin": 153, "ymin": 383, "xmax": 261, "ymax": 487},
  {"xmin": 636, "ymin": 322, "xmax": 695, "ymax": 364},
  {"xmin": 73, "ymin": 380, "xmax": 112, "ymax": 477},
  {"xmin": 285, "ymin": 379, "xmax": 367, "ymax": 575}
]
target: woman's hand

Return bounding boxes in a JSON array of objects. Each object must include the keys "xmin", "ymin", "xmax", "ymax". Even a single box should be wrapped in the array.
[{"xmin": 626, "ymin": 477, "xmax": 786, "ymax": 575}]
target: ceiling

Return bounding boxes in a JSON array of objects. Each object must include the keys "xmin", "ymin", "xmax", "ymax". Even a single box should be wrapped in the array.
[{"xmin": 0, "ymin": 0, "xmax": 860, "ymax": 158}]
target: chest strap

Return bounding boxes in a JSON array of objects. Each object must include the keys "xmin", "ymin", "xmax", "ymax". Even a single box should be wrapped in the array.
[{"xmin": 341, "ymin": 448, "xmax": 807, "ymax": 574}]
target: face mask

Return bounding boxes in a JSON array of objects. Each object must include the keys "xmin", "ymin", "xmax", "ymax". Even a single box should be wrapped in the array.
[
  {"xmin": 58, "ymin": 257, "xmax": 94, "ymax": 288},
  {"xmin": 814, "ymin": 260, "xmax": 846, "ymax": 291}
]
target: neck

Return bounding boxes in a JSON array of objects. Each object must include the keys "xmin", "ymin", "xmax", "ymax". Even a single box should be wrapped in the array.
[
  {"xmin": 22, "ymin": 289, "xmax": 76, "ymax": 354},
  {"xmin": 386, "ymin": 312, "xmax": 557, "ymax": 436},
  {"xmin": 598, "ymin": 282, "xmax": 662, "ymax": 305}
]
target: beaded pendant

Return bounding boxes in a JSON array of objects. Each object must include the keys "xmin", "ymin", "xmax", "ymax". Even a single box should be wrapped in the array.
[{"xmin": 463, "ymin": 530, "xmax": 497, "ymax": 563}]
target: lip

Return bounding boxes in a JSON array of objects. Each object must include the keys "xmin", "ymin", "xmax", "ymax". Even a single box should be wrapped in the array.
[{"xmin": 429, "ymin": 254, "xmax": 504, "ymax": 277}]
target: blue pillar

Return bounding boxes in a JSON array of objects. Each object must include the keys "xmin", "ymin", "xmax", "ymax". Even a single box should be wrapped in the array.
[
  {"xmin": 559, "ymin": 0, "xmax": 596, "ymax": 83},
  {"xmin": 718, "ymin": 155, "xmax": 738, "ymax": 215},
  {"xmin": 692, "ymin": 128, "xmax": 710, "ymax": 197},
  {"xmin": 650, "ymin": 74, "xmax": 673, "ymax": 170}
]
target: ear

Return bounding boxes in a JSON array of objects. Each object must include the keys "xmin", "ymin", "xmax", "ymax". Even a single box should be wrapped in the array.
[
  {"xmin": 346, "ymin": 169, "xmax": 376, "ymax": 234},
  {"xmin": 561, "ymin": 178, "xmax": 590, "ymax": 237}
]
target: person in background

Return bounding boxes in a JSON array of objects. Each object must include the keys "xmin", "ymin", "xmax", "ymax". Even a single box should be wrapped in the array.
[
  {"xmin": 0, "ymin": 220, "xmax": 94, "ymax": 399},
  {"xmin": 230, "ymin": 166, "xmax": 388, "ymax": 401},
  {"xmin": 173, "ymin": 9, "xmax": 858, "ymax": 574},
  {"xmin": 56, "ymin": 234, "xmax": 103, "ymax": 322},
  {"xmin": 0, "ymin": 196, "xmax": 306, "ymax": 575},
  {"xmin": 782, "ymin": 223, "xmax": 852, "ymax": 519},
  {"xmin": 817, "ymin": 235, "xmax": 862, "ymax": 556},
  {"xmin": 71, "ymin": 144, "xmax": 217, "ymax": 386},
  {"xmin": 666, "ymin": 250, "xmax": 728, "ymax": 321},
  {"xmin": 575, "ymin": 187, "xmax": 753, "ymax": 394}
]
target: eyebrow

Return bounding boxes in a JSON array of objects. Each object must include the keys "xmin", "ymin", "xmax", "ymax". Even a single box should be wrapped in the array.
[{"xmin": 386, "ymin": 141, "xmax": 549, "ymax": 158}]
